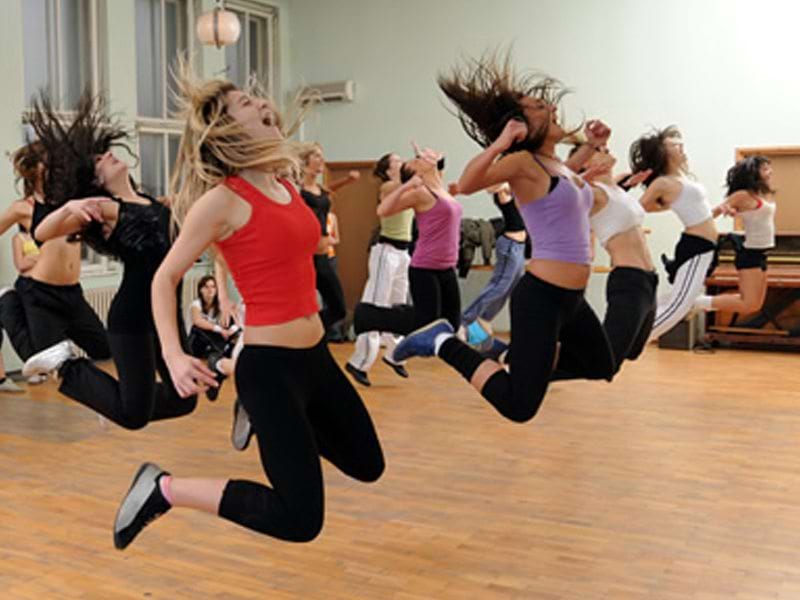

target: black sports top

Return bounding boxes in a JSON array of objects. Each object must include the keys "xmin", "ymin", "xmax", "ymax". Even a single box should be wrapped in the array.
[
  {"xmin": 301, "ymin": 188, "xmax": 331, "ymax": 235},
  {"xmin": 85, "ymin": 195, "xmax": 178, "ymax": 334},
  {"xmin": 493, "ymin": 193, "xmax": 525, "ymax": 235}
]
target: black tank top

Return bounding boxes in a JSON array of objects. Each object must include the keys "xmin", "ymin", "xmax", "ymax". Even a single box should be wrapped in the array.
[
  {"xmin": 493, "ymin": 193, "xmax": 525, "ymax": 234},
  {"xmin": 83, "ymin": 195, "xmax": 179, "ymax": 333},
  {"xmin": 301, "ymin": 188, "xmax": 331, "ymax": 235}
]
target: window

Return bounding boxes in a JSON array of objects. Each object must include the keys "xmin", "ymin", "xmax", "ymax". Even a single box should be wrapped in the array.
[
  {"xmin": 224, "ymin": 3, "xmax": 277, "ymax": 94},
  {"xmin": 135, "ymin": 0, "xmax": 190, "ymax": 198},
  {"xmin": 22, "ymin": 0, "xmax": 101, "ymax": 109}
]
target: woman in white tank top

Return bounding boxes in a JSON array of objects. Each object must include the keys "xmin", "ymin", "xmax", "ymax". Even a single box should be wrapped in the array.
[
  {"xmin": 693, "ymin": 156, "xmax": 776, "ymax": 315},
  {"xmin": 628, "ymin": 126, "xmax": 724, "ymax": 342},
  {"xmin": 552, "ymin": 145, "xmax": 658, "ymax": 380}
]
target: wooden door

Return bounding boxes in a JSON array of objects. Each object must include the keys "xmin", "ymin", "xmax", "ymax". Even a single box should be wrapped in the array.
[{"xmin": 324, "ymin": 161, "xmax": 380, "ymax": 322}]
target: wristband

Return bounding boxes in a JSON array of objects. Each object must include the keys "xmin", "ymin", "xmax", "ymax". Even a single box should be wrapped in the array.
[{"xmin": 213, "ymin": 325, "xmax": 222, "ymax": 334}]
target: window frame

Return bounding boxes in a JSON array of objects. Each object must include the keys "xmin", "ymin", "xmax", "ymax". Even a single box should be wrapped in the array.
[{"xmin": 224, "ymin": 0, "xmax": 278, "ymax": 95}]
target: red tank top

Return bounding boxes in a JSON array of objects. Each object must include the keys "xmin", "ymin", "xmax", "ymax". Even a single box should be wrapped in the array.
[{"xmin": 217, "ymin": 176, "xmax": 320, "ymax": 326}]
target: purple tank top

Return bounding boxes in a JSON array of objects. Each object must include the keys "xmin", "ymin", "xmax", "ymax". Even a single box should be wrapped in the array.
[
  {"xmin": 518, "ymin": 163, "xmax": 592, "ymax": 265},
  {"xmin": 410, "ymin": 190, "xmax": 463, "ymax": 270}
]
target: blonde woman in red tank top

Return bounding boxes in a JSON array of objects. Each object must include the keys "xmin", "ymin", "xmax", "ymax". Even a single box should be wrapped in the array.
[{"xmin": 112, "ymin": 74, "xmax": 384, "ymax": 550}]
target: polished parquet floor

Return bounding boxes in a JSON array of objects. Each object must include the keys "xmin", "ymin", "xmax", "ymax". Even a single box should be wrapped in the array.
[{"xmin": 1, "ymin": 343, "xmax": 799, "ymax": 599}]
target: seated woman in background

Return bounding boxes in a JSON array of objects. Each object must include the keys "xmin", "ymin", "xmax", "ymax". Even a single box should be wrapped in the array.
[{"xmin": 187, "ymin": 274, "xmax": 240, "ymax": 400}]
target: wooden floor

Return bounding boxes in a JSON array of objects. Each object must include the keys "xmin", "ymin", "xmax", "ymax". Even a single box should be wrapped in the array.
[{"xmin": 1, "ymin": 343, "xmax": 799, "ymax": 599}]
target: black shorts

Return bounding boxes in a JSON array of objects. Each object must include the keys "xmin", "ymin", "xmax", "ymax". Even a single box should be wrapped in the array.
[{"xmin": 735, "ymin": 247, "xmax": 769, "ymax": 271}]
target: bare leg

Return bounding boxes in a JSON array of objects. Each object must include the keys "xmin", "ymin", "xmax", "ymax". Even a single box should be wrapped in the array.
[{"xmin": 709, "ymin": 269, "xmax": 768, "ymax": 314}]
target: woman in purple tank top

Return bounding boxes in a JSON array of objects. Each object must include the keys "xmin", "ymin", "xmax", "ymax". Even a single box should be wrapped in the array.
[
  {"xmin": 351, "ymin": 146, "xmax": 464, "ymax": 357},
  {"xmin": 392, "ymin": 51, "xmax": 616, "ymax": 423}
]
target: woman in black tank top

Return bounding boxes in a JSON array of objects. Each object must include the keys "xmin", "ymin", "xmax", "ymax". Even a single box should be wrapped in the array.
[
  {"xmin": 299, "ymin": 143, "xmax": 361, "ymax": 335},
  {"xmin": 23, "ymin": 93, "xmax": 197, "ymax": 430}
]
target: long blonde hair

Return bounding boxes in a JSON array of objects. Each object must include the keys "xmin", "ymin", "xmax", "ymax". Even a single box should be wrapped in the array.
[{"xmin": 169, "ymin": 62, "xmax": 306, "ymax": 229}]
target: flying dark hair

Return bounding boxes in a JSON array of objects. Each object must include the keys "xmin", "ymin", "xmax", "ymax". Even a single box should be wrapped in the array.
[
  {"xmin": 196, "ymin": 275, "xmax": 220, "ymax": 319},
  {"xmin": 438, "ymin": 49, "xmax": 573, "ymax": 155},
  {"xmin": 628, "ymin": 125, "xmax": 682, "ymax": 187},
  {"xmin": 726, "ymin": 155, "xmax": 774, "ymax": 197},
  {"xmin": 373, "ymin": 153, "xmax": 394, "ymax": 182},
  {"xmin": 28, "ymin": 90, "xmax": 135, "ymax": 207}
]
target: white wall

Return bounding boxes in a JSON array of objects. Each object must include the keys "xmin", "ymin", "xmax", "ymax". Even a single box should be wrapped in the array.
[{"xmin": 286, "ymin": 0, "xmax": 800, "ymax": 321}]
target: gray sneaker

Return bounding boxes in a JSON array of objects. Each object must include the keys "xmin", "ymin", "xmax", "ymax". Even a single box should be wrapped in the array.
[
  {"xmin": 231, "ymin": 398, "xmax": 254, "ymax": 451},
  {"xmin": 0, "ymin": 378, "xmax": 24, "ymax": 393}
]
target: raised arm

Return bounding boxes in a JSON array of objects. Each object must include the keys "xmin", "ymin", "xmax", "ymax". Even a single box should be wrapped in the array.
[
  {"xmin": 152, "ymin": 189, "xmax": 231, "ymax": 397},
  {"xmin": 564, "ymin": 120, "xmax": 612, "ymax": 173},
  {"xmin": 638, "ymin": 178, "xmax": 672, "ymax": 213},
  {"xmin": 712, "ymin": 190, "xmax": 748, "ymax": 218},
  {"xmin": 33, "ymin": 198, "xmax": 113, "ymax": 242},
  {"xmin": 458, "ymin": 120, "xmax": 529, "ymax": 194},
  {"xmin": 377, "ymin": 177, "xmax": 427, "ymax": 217},
  {"xmin": 328, "ymin": 170, "xmax": 361, "ymax": 192}
]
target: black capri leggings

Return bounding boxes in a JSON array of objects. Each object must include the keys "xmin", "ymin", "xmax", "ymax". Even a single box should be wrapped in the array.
[
  {"xmin": 218, "ymin": 339, "xmax": 385, "ymax": 542},
  {"xmin": 551, "ymin": 267, "xmax": 657, "ymax": 381},
  {"xmin": 314, "ymin": 254, "xmax": 347, "ymax": 329},
  {"xmin": 351, "ymin": 266, "xmax": 461, "ymax": 337},
  {"xmin": 438, "ymin": 272, "xmax": 615, "ymax": 423}
]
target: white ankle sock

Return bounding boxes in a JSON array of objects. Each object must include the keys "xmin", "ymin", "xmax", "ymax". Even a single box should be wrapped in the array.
[
  {"xmin": 693, "ymin": 295, "xmax": 715, "ymax": 311},
  {"xmin": 434, "ymin": 332, "xmax": 454, "ymax": 355}
]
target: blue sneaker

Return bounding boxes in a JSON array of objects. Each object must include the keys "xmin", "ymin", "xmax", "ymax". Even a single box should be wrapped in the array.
[
  {"xmin": 391, "ymin": 319, "xmax": 454, "ymax": 362},
  {"xmin": 466, "ymin": 320, "xmax": 490, "ymax": 346}
]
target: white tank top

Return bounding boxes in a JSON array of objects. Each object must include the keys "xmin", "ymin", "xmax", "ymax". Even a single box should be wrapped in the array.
[
  {"xmin": 590, "ymin": 182, "xmax": 646, "ymax": 247},
  {"xmin": 740, "ymin": 198, "xmax": 776, "ymax": 249},
  {"xmin": 671, "ymin": 177, "xmax": 712, "ymax": 227}
]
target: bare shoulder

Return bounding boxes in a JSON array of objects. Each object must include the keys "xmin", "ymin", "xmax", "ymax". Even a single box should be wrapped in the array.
[{"xmin": 380, "ymin": 180, "xmax": 400, "ymax": 196}]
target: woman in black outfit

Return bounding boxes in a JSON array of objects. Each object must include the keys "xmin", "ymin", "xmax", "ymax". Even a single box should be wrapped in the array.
[
  {"xmin": 24, "ymin": 93, "xmax": 197, "ymax": 429},
  {"xmin": 299, "ymin": 143, "xmax": 360, "ymax": 332}
]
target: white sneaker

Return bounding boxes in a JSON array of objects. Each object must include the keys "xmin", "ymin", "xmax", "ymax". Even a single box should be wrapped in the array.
[
  {"xmin": 0, "ymin": 378, "xmax": 24, "ymax": 393},
  {"xmin": 27, "ymin": 373, "xmax": 48, "ymax": 385},
  {"xmin": 22, "ymin": 340, "xmax": 77, "ymax": 377}
]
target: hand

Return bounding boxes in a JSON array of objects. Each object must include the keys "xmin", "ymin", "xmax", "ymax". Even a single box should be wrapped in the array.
[
  {"xmin": 348, "ymin": 170, "xmax": 361, "ymax": 181},
  {"xmin": 494, "ymin": 119, "xmax": 528, "ymax": 151},
  {"xmin": 405, "ymin": 174, "xmax": 424, "ymax": 190},
  {"xmin": 447, "ymin": 182, "xmax": 460, "ymax": 196},
  {"xmin": 624, "ymin": 169, "xmax": 653, "ymax": 188},
  {"xmin": 715, "ymin": 204, "xmax": 737, "ymax": 217},
  {"xmin": 580, "ymin": 164, "xmax": 609, "ymax": 184},
  {"xmin": 165, "ymin": 351, "xmax": 218, "ymax": 398},
  {"xmin": 584, "ymin": 119, "xmax": 611, "ymax": 148},
  {"xmin": 219, "ymin": 298, "xmax": 236, "ymax": 328},
  {"xmin": 65, "ymin": 197, "xmax": 107, "ymax": 223}
]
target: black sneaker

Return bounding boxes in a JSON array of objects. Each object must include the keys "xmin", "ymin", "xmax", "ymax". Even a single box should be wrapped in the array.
[
  {"xmin": 113, "ymin": 463, "xmax": 171, "ymax": 550},
  {"xmin": 345, "ymin": 362, "xmax": 371, "ymax": 387},
  {"xmin": 231, "ymin": 398, "xmax": 254, "ymax": 451},
  {"xmin": 206, "ymin": 352, "xmax": 227, "ymax": 402},
  {"xmin": 381, "ymin": 356, "xmax": 409, "ymax": 378}
]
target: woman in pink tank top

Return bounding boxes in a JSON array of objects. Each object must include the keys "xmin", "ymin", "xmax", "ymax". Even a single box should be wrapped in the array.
[
  {"xmin": 350, "ymin": 146, "xmax": 465, "ymax": 357},
  {"xmin": 391, "ymin": 50, "xmax": 616, "ymax": 425}
]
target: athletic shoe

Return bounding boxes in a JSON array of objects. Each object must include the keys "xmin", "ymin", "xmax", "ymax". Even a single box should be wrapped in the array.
[
  {"xmin": 231, "ymin": 398, "xmax": 254, "ymax": 451},
  {"xmin": 345, "ymin": 362, "xmax": 371, "ymax": 387},
  {"xmin": 381, "ymin": 356, "xmax": 409, "ymax": 378},
  {"xmin": 391, "ymin": 319, "xmax": 454, "ymax": 362},
  {"xmin": 205, "ymin": 351, "xmax": 227, "ymax": 402},
  {"xmin": 466, "ymin": 320, "xmax": 491, "ymax": 346},
  {"xmin": 0, "ymin": 378, "xmax": 24, "ymax": 393},
  {"xmin": 22, "ymin": 340, "xmax": 76, "ymax": 378},
  {"xmin": 113, "ymin": 463, "xmax": 171, "ymax": 550},
  {"xmin": 27, "ymin": 373, "xmax": 48, "ymax": 385}
]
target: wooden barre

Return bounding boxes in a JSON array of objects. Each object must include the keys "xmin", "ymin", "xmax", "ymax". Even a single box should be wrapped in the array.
[{"xmin": 708, "ymin": 325, "xmax": 790, "ymax": 336}]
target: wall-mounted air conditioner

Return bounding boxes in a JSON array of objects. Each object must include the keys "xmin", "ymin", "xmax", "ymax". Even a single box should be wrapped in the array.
[{"xmin": 299, "ymin": 80, "xmax": 355, "ymax": 104}]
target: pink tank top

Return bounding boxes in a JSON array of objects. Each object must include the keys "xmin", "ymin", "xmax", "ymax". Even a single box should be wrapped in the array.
[{"xmin": 410, "ymin": 189, "xmax": 463, "ymax": 270}]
